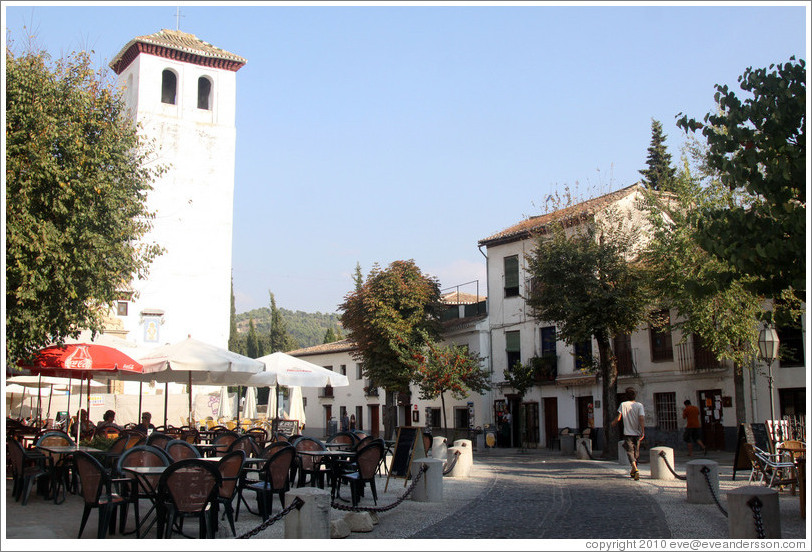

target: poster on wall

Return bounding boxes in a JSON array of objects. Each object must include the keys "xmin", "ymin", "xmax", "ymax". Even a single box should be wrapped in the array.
[{"xmin": 143, "ymin": 316, "xmax": 161, "ymax": 343}]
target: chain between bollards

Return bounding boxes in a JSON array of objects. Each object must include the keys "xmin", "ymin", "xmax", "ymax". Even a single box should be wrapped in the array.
[
  {"xmin": 700, "ymin": 465, "xmax": 728, "ymax": 518},
  {"xmin": 442, "ymin": 450, "xmax": 461, "ymax": 475},
  {"xmin": 747, "ymin": 496, "xmax": 767, "ymax": 539},
  {"xmin": 658, "ymin": 450, "xmax": 687, "ymax": 480},
  {"xmin": 331, "ymin": 464, "xmax": 428, "ymax": 513},
  {"xmin": 237, "ymin": 496, "xmax": 305, "ymax": 539}
]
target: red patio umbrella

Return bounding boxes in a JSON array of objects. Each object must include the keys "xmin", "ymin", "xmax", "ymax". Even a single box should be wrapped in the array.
[{"xmin": 18, "ymin": 343, "xmax": 143, "ymax": 444}]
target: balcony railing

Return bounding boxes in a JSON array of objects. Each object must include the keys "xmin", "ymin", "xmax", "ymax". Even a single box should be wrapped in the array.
[
  {"xmin": 676, "ymin": 341, "xmax": 721, "ymax": 373},
  {"xmin": 530, "ymin": 354, "xmax": 557, "ymax": 384},
  {"xmin": 363, "ymin": 383, "xmax": 379, "ymax": 397},
  {"xmin": 318, "ymin": 386, "xmax": 334, "ymax": 398}
]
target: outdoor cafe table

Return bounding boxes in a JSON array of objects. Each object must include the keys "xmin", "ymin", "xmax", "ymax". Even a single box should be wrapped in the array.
[
  {"xmin": 123, "ymin": 465, "xmax": 167, "ymax": 538},
  {"xmin": 194, "ymin": 442, "xmax": 231, "ymax": 457},
  {"xmin": 297, "ymin": 449, "xmax": 357, "ymax": 501},
  {"xmin": 34, "ymin": 445, "xmax": 105, "ymax": 504}
]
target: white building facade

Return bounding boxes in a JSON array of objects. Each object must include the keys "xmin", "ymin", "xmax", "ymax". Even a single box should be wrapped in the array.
[
  {"xmin": 107, "ymin": 29, "xmax": 246, "ymax": 350},
  {"xmin": 478, "ymin": 184, "xmax": 806, "ymax": 451}
]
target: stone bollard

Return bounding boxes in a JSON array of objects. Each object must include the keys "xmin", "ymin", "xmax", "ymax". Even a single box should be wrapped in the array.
[
  {"xmin": 650, "ymin": 446, "xmax": 675, "ymax": 480},
  {"xmin": 617, "ymin": 441, "xmax": 630, "ymax": 467},
  {"xmin": 432, "ymin": 436, "xmax": 448, "ymax": 462},
  {"xmin": 447, "ymin": 439, "xmax": 473, "ymax": 477},
  {"xmin": 686, "ymin": 459, "xmax": 719, "ymax": 504},
  {"xmin": 727, "ymin": 486, "xmax": 781, "ymax": 539},
  {"xmin": 411, "ymin": 458, "xmax": 444, "ymax": 502},
  {"xmin": 560, "ymin": 434, "xmax": 576, "ymax": 455},
  {"xmin": 284, "ymin": 487, "xmax": 331, "ymax": 538},
  {"xmin": 575, "ymin": 437, "xmax": 592, "ymax": 459}
]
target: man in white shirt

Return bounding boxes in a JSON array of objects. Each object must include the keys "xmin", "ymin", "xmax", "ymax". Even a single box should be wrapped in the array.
[{"xmin": 611, "ymin": 387, "xmax": 645, "ymax": 480}]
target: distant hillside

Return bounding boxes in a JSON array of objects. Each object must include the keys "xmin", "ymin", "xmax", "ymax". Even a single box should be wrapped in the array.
[{"xmin": 235, "ymin": 307, "xmax": 344, "ymax": 350}]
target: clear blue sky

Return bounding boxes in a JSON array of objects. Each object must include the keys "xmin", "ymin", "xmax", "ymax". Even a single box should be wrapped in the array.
[{"xmin": 4, "ymin": 2, "xmax": 808, "ymax": 315}]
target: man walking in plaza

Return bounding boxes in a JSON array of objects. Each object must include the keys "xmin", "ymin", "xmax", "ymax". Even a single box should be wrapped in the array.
[
  {"xmin": 682, "ymin": 399, "xmax": 706, "ymax": 456},
  {"xmin": 612, "ymin": 387, "xmax": 645, "ymax": 480}
]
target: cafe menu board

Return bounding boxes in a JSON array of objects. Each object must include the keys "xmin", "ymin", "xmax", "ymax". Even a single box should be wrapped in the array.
[
  {"xmin": 273, "ymin": 419, "xmax": 299, "ymax": 437},
  {"xmin": 385, "ymin": 426, "xmax": 426, "ymax": 491},
  {"xmin": 733, "ymin": 422, "xmax": 771, "ymax": 478}
]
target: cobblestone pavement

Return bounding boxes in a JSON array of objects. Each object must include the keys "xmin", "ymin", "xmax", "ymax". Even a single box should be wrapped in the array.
[{"xmin": 411, "ymin": 453, "xmax": 671, "ymax": 539}]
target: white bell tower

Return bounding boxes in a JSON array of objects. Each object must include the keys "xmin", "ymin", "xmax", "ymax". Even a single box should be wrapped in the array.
[{"xmin": 109, "ymin": 30, "xmax": 246, "ymax": 349}]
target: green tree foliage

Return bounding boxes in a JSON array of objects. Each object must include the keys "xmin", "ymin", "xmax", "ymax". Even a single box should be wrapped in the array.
[
  {"xmin": 323, "ymin": 327, "xmax": 338, "ymax": 344},
  {"xmin": 268, "ymin": 292, "xmax": 297, "ymax": 353},
  {"xmin": 6, "ymin": 47, "xmax": 163, "ymax": 367},
  {"xmin": 339, "ymin": 260, "xmax": 442, "ymax": 439},
  {"xmin": 415, "ymin": 343, "xmax": 490, "ymax": 433},
  {"xmin": 676, "ymin": 57, "xmax": 805, "ymax": 301},
  {"xmin": 525, "ymin": 211, "xmax": 650, "ymax": 458},
  {"xmin": 246, "ymin": 318, "xmax": 261, "ymax": 358},
  {"xmin": 639, "ymin": 119, "xmax": 677, "ymax": 191},
  {"xmin": 228, "ymin": 277, "xmax": 244, "ymax": 355}
]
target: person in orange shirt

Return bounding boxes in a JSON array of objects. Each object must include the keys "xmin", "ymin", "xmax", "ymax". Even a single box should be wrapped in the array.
[{"xmin": 682, "ymin": 400, "xmax": 706, "ymax": 456}]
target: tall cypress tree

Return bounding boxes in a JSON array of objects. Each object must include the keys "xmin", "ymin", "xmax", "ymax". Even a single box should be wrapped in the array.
[
  {"xmin": 246, "ymin": 318, "xmax": 260, "ymax": 358},
  {"xmin": 639, "ymin": 119, "xmax": 677, "ymax": 191},
  {"xmin": 228, "ymin": 276, "xmax": 243, "ymax": 354}
]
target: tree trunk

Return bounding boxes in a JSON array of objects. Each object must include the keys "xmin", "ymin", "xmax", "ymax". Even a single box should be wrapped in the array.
[
  {"xmin": 441, "ymin": 391, "xmax": 448, "ymax": 439},
  {"xmin": 733, "ymin": 362, "xmax": 746, "ymax": 425},
  {"xmin": 597, "ymin": 336, "xmax": 619, "ymax": 459},
  {"xmin": 384, "ymin": 389, "xmax": 396, "ymax": 440}
]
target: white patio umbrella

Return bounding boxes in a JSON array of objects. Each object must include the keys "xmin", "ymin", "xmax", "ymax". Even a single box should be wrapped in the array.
[
  {"xmin": 243, "ymin": 386, "xmax": 258, "ymax": 420},
  {"xmin": 287, "ymin": 386, "xmax": 306, "ymax": 427},
  {"xmin": 98, "ymin": 337, "xmax": 264, "ymax": 426},
  {"xmin": 246, "ymin": 352, "xmax": 349, "ymax": 388},
  {"xmin": 218, "ymin": 386, "xmax": 235, "ymax": 419},
  {"xmin": 266, "ymin": 386, "xmax": 278, "ymax": 420}
]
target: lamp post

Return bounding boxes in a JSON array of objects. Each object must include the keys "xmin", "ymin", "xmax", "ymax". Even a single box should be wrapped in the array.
[{"xmin": 757, "ymin": 324, "xmax": 780, "ymax": 422}]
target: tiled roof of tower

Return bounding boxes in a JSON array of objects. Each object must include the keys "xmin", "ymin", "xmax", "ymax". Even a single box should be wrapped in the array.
[
  {"xmin": 110, "ymin": 29, "xmax": 247, "ymax": 74},
  {"xmin": 478, "ymin": 184, "xmax": 642, "ymax": 247},
  {"xmin": 286, "ymin": 339, "xmax": 357, "ymax": 357}
]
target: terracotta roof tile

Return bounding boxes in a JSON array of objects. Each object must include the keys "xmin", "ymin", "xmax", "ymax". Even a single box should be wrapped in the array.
[
  {"xmin": 110, "ymin": 29, "xmax": 246, "ymax": 74},
  {"xmin": 478, "ymin": 184, "xmax": 642, "ymax": 247},
  {"xmin": 286, "ymin": 339, "xmax": 356, "ymax": 357}
]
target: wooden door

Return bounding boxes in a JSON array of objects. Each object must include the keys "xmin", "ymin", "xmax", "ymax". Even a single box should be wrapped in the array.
[
  {"xmin": 369, "ymin": 404, "xmax": 380, "ymax": 438},
  {"xmin": 543, "ymin": 397, "xmax": 558, "ymax": 449},
  {"xmin": 524, "ymin": 402, "xmax": 540, "ymax": 446},
  {"xmin": 697, "ymin": 389, "xmax": 725, "ymax": 450}
]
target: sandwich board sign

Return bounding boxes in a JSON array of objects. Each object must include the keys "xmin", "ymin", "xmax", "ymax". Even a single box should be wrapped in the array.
[{"xmin": 385, "ymin": 426, "xmax": 426, "ymax": 491}]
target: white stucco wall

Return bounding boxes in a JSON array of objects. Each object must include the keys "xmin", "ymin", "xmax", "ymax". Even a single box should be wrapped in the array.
[{"xmin": 112, "ymin": 53, "xmax": 238, "ymax": 350}]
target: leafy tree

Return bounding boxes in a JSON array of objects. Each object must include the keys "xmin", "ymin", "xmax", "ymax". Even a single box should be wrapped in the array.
[
  {"xmin": 339, "ymin": 260, "xmax": 443, "ymax": 439},
  {"xmin": 323, "ymin": 327, "xmax": 339, "ymax": 344},
  {"xmin": 502, "ymin": 360, "xmax": 536, "ymax": 448},
  {"xmin": 6, "ymin": 47, "xmax": 163, "ymax": 367},
  {"xmin": 415, "ymin": 343, "xmax": 490, "ymax": 436},
  {"xmin": 525, "ymin": 209, "xmax": 650, "ymax": 459},
  {"xmin": 639, "ymin": 119, "xmax": 677, "ymax": 191},
  {"xmin": 676, "ymin": 57, "xmax": 805, "ymax": 301},
  {"xmin": 246, "ymin": 318, "xmax": 261, "ymax": 358},
  {"xmin": 268, "ymin": 291, "xmax": 297, "ymax": 352},
  {"xmin": 228, "ymin": 276, "xmax": 243, "ymax": 354}
]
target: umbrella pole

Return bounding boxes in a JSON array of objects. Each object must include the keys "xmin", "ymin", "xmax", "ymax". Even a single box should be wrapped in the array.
[
  {"xmin": 37, "ymin": 374, "xmax": 42, "ymax": 426},
  {"xmin": 66, "ymin": 377, "xmax": 71, "ymax": 430},
  {"xmin": 17, "ymin": 389, "xmax": 24, "ymax": 419},
  {"xmin": 76, "ymin": 379, "xmax": 82, "ymax": 447},
  {"xmin": 46, "ymin": 384, "xmax": 53, "ymax": 427},
  {"xmin": 164, "ymin": 381, "xmax": 169, "ymax": 428},
  {"xmin": 236, "ymin": 385, "xmax": 242, "ymax": 426},
  {"xmin": 188, "ymin": 372, "xmax": 192, "ymax": 427},
  {"xmin": 138, "ymin": 382, "xmax": 143, "ymax": 422},
  {"xmin": 86, "ymin": 374, "xmax": 91, "ymax": 428}
]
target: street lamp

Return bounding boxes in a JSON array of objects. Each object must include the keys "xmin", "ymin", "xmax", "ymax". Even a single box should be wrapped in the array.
[{"xmin": 757, "ymin": 324, "xmax": 780, "ymax": 422}]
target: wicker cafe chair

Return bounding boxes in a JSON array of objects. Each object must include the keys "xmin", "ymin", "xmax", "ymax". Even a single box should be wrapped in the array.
[
  {"xmin": 328, "ymin": 431, "xmax": 359, "ymax": 450},
  {"xmin": 115, "ymin": 445, "xmax": 171, "ymax": 535},
  {"xmin": 74, "ymin": 450, "xmax": 127, "ymax": 539},
  {"xmin": 336, "ymin": 438, "xmax": 385, "ymax": 507},
  {"xmin": 292, "ymin": 436, "xmax": 327, "ymax": 488},
  {"xmin": 166, "ymin": 439, "xmax": 202, "ymax": 462},
  {"xmin": 227, "ymin": 434, "xmax": 260, "ymax": 458},
  {"xmin": 236, "ymin": 445, "xmax": 296, "ymax": 521},
  {"xmin": 146, "ymin": 432, "xmax": 173, "ymax": 450},
  {"xmin": 246, "ymin": 427, "xmax": 268, "ymax": 447},
  {"xmin": 216, "ymin": 450, "xmax": 246, "ymax": 536},
  {"xmin": 211, "ymin": 430, "xmax": 239, "ymax": 457},
  {"xmin": 35, "ymin": 430, "xmax": 75, "ymax": 502},
  {"xmin": 157, "ymin": 458, "xmax": 223, "ymax": 539},
  {"xmin": 7, "ymin": 437, "xmax": 49, "ymax": 505}
]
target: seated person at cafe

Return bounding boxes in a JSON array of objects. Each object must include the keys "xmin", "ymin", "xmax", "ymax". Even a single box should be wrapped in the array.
[
  {"xmin": 96, "ymin": 409, "xmax": 122, "ymax": 432},
  {"xmin": 68, "ymin": 409, "xmax": 96, "ymax": 437},
  {"xmin": 135, "ymin": 411, "xmax": 156, "ymax": 433}
]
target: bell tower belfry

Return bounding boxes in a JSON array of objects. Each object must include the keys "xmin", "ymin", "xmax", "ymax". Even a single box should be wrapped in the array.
[{"xmin": 109, "ymin": 30, "xmax": 246, "ymax": 349}]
